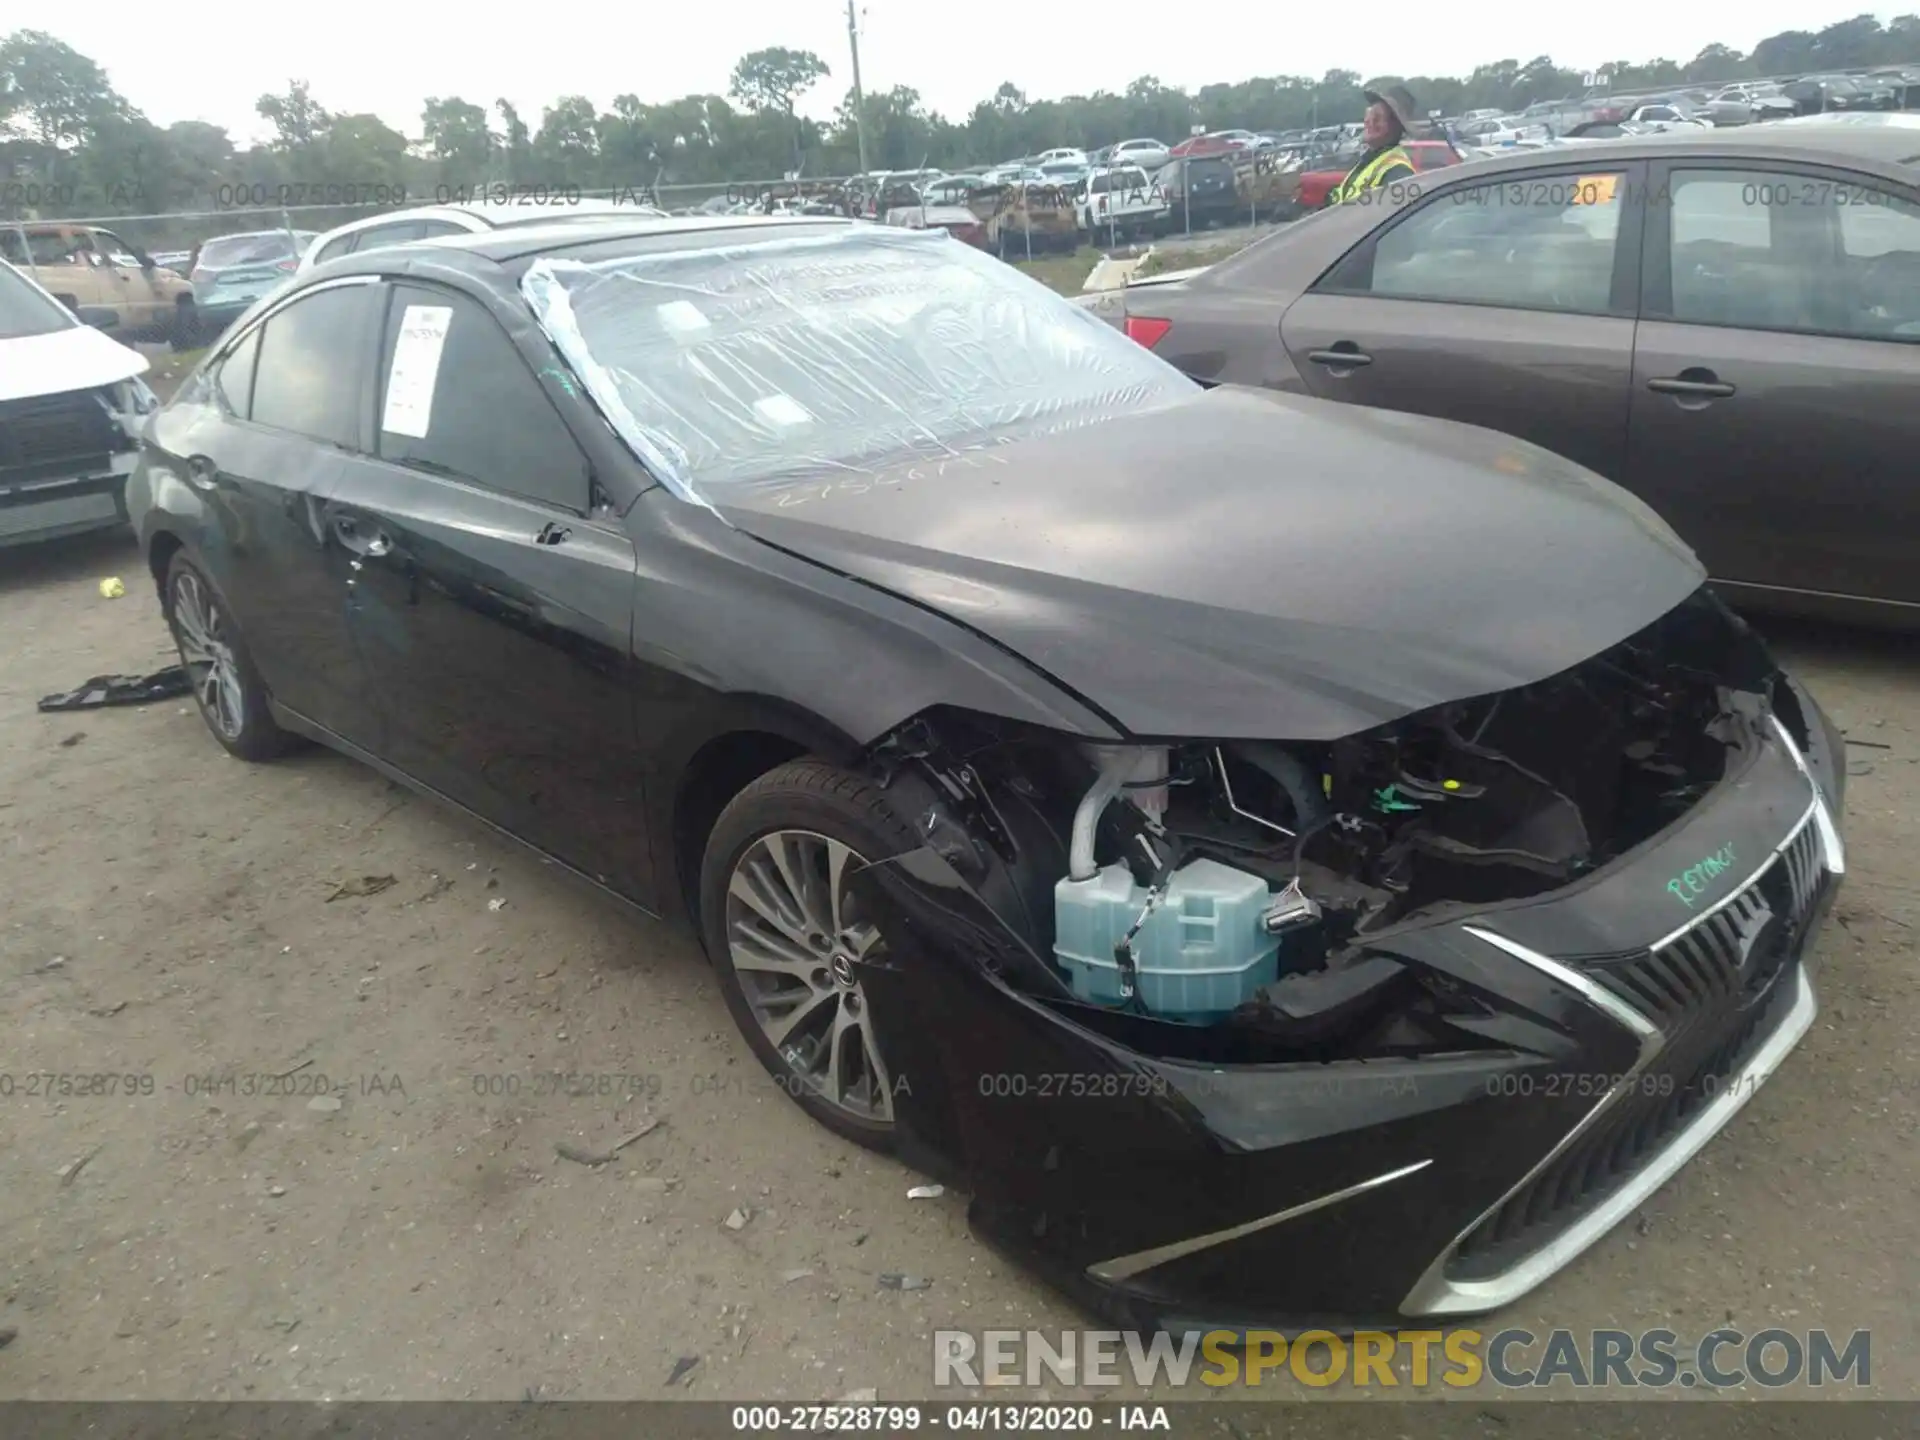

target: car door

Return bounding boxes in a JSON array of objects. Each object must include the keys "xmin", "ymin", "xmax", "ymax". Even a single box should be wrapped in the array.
[
  {"xmin": 1626, "ymin": 160, "xmax": 1920, "ymax": 608},
  {"xmin": 324, "ymin": 280, "xmax": 653, "ymax": 901},
  {"xmin": 1280, "ymin": 162, "xmax": 1647, "ymax": 482},
  {"xmin": 88, "ymin": 228, "xmax": 166, "ymax": 333},
  {"xmin": 146, "ymin": 278, "xmax": 385, "ymax": 745}
]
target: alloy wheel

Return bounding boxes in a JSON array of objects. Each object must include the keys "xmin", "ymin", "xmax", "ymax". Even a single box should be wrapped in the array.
[
  {"xmin": 724, "ymin": 829, "xmax": 895, "ymax": 1124},
  {"xmin": 170, "ymin": 571, "xmax": 245, "ymax": 740}
]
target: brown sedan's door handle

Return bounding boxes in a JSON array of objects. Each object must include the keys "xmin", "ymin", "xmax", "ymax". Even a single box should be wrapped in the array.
[
  {"xmin": 1647, "ymin": 373, "xmax": 1736, "ymax": 399},
  {"xmin": 331, "ymin": 511, "xmax": 393, "ymax": 558},
  {"xmin": 1307, "ymin": 345, "xmax": 1373, "ymax": 368}
]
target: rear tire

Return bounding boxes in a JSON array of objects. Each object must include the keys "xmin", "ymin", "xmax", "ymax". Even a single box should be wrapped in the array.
[
  {"xmin": 169, "ymin": 299, "xmax": 201, "ymax": 351},
  {"xmin": 163, "ymin": 551, "xmax": 299, "ymax": 762},
  {"xmin": 698, "ymin": 760, "xmax": 922, "ymax": 1151}
]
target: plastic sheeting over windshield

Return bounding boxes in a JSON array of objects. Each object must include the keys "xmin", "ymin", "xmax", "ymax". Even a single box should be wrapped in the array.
[{"xmin": 520, "ymin": 226, "xmax": 1195, "ymax": 507}]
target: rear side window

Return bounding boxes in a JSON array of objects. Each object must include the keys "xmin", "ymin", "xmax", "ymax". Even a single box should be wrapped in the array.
[
  {"xmin": 215, "ymin": 328, "xmax": 261, "ymax": 415},
  {"xmin": 345, "ymin": 220, "xmax": 430, "ymax": 254},
  {"xmin": 376, "ymin": 284, "xmax": 590, "ymax": 513},
  {"xmin": 249, "ymin": 285, "xmax": 376, "ymax": 447},
  {"xmin": 1668, "ymin": 168, "xmax": 1920, "ymax": 339},
  {"xmin": 415, "ymin": 220, "xmax": 468, "ymax": 239},
  {"xmin": 312, "ymin": 233, "xmax": 359, "ymax": 266}
]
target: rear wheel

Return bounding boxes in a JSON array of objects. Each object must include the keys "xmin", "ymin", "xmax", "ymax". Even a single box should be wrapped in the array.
[
  {"xmin": 698, "ymin": 761, "xmax": 920, "ymax": 1150},
  {"xmin": 164, "ymin": 552, "xmax": 299, "ymax": 761},
  {"xmin": 169, "ymin": 299, "xmax": 201, "ymax": 351}
]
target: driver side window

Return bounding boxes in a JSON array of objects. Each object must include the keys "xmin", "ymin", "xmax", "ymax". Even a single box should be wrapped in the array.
[{"xmin": 1341, "ymin": 173, "xmax": 1627, "ymax": 316}]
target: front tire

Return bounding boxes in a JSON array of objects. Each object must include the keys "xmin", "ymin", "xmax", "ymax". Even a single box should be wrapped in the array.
[
  {"xmin": 698, "ymin": 760, "xmax": 921, "ymax": 1150},
  {"xmin": 163, "ymin": 552, "xmax": 299, "ymax": 761}
]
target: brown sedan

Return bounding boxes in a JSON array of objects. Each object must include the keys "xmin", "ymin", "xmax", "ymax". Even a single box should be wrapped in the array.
[{"xmin": 1091, "ymin": 123, "xmax": 1920, "ymax": 625}]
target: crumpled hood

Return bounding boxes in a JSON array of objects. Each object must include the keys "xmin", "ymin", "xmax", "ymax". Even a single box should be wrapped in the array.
[
  {"xmin": 0, "ymin": 324, "xmax": 148, "ymax": 402},
  {"xmin": 716, "ymin": 385, "xmax": 1706, "ymax": 740}
]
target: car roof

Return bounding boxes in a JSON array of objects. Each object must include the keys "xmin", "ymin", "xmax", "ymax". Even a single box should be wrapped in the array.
[
  {"xmin": 1438, "ymin": 122, "xmax": 1920, "ymax": 178},
  {"xmin": 311, "ymin": 214, "xmax": 859, "ymax": 277},
  {"xmin": 203, "ymin": 228, "xmax": 314, "ymax": 242},
  {"xmin": 310, "ymin": 197, "xmax": 663, "ymax": 247}
]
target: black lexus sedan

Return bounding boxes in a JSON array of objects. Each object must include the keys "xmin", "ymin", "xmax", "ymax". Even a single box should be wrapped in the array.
[{"xmin": 126, "ymin": 215, "xmax": 1848, "ymax": 1332}]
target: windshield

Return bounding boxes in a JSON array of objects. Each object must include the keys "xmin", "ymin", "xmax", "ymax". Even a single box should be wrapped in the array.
[
  {"xmin": 521, "ymin": 228, "xmax": 1194, "ymax": 506},
  {"xmin": 197, "ymin": 232, "xmax": 303, "ymax": 268},
  {"xmin": 0, "ymin": 261, "xmax": 77, "ymax": 340}
]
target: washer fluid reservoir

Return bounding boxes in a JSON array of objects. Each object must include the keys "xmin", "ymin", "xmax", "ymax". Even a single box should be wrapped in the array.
[{"xmin": 1053, "ymin": 858, "xmax": 1280, "ymax": 1023}]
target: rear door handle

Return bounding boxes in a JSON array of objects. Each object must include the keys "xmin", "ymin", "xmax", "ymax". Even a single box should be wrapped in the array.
[
  {"xmin": 1647, "ymin": 375, "xmax": 1736, "ymax": 399},
  {"xmin": 1307, "ymin": 346, "xmax": 1373, "ymax": 368},
  {"xmin": 331, "ymin": 512, "xmax": 393, "ymax": 558}
]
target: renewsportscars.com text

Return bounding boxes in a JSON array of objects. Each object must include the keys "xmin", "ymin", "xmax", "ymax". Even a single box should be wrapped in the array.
[{"xmin": 933, "ymin": 1327, "xmax": 1871, "ymax": 1390}]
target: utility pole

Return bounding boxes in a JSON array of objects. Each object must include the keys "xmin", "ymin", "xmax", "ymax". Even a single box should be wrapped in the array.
[{"xmin": 847, "ymin": 0, "xmax": 870, "ymax": 175}]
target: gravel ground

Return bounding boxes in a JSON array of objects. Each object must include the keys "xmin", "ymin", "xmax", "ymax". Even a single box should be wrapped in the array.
[{"xmin": 1, "ymin": 482, "xmax": 1915, "ymax": 1403}]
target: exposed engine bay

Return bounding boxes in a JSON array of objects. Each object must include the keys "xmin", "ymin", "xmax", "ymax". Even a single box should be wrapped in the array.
[{"xmin": 866, "ymin": 588, "xmax": 1783, "ymax": 1063}]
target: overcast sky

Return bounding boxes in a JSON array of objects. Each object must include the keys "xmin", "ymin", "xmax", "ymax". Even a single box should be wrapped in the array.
[{"xmin": 41, "ymin": 2, "xmax": 1891, "ymax": 144}]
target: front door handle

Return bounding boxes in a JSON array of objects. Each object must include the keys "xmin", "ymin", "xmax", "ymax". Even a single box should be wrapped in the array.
[
  {"xmin": 185, "ymin": 455, "xmax": 218, "ymax": 491},
  {"xmin": 1307, "ymin": 344, "xmax": 1373, "ymax": 369},
  {"xmin": 331, "ymin": 512, "xmax": 393, "ymax": 558},
  {"xmin": 1647, "ymin": 372, "xmax": 1736, "ymax": 399}
]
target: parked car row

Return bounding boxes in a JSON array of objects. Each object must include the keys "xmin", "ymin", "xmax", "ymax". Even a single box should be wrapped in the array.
[{"xmin": 2, "ymin": 196, "xmax": 673, "ymax": 354}]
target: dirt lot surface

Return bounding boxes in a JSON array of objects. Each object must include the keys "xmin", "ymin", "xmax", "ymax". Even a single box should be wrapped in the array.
[{"xmin": 2, "ymin": 517, "xmax": 1916, "ymax": 1405}]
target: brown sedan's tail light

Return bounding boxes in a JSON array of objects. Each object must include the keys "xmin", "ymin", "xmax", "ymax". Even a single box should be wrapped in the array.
[{"xmin": 1124, "ymin": 315, "xmax": 1173, "ymax": 350}]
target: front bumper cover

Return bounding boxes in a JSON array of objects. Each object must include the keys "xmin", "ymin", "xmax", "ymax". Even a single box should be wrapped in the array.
[
  {"xmin": 849, "ymin": 693, "xmax": 1846, "ymax": 1333},
  {"xmin": 0, "ymin": 450, "xmax": 138, "ymax": 548}
]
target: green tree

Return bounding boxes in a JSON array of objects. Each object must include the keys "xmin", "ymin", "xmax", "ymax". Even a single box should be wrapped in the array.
[
  {"xmin": 534, "ymin": 95, "xmax": 599, "ymax": 181},
  {"xmin": 728, "ymin": 47, "xmax": 830, "ymax": 173},
  {"xmin": 0, "ymin": 30, "xmax": 120, "ymax": 145},
  {"xmin": 422, "ymin": 96, "xmax": 494, "ymax": 183},
  {"xmin": 256, "ymin": 80, "xmax": 330, "ymax": 152},
  {"xmin": 495, "ymin": 99, "xmax": 534, "ymax": 184},
  {"xmin": 325, "ymin": 113, "xmax": 409, "ymax": 188}
]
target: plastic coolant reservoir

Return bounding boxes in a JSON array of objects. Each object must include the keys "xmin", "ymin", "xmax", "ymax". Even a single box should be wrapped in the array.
[{"xmin": 1053, "ymin": 859, "xmax": 1280, "ymax": 1022}]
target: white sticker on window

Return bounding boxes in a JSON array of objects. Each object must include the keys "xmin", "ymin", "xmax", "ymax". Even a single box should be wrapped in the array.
[
  {"xmin": 753, "ymin": 394, "xmax": 812, "ymax": 428},
  {"xmin": 381, "ymin": 304, "xmax": 454, "ymax": 439}
]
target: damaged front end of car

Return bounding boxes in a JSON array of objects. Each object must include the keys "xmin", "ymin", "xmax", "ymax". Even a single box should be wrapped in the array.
[{"xmin": 839, "ymin": 586, "xmax": 1846, "ymax": 1331}]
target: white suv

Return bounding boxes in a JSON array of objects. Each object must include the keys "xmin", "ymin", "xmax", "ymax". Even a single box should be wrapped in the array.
[{"xmin": 300, "ymin": 197, "xmax": 666, "ymax": 273}]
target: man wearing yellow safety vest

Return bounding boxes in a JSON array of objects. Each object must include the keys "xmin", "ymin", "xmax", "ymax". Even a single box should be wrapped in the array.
[{"xmin": 1329, "ymin": 85, "xmax": 1424, "ymax": 205}]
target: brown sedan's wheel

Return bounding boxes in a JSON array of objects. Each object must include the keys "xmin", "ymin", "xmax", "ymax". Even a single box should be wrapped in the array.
[
  {"xmin": 698, "ymin": 760, "xmax": 921, "ymax": 1150},
  {"xmin": 163, "ymin": 551, "xmax": 299, "ymax": 762}
]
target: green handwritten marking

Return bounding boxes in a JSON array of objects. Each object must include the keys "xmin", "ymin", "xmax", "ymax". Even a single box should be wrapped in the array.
[
  {"xmin": 540, "ymin": 366, "xmax": 580, "ymax": 397},
  {"xmin": 1665, "ymin": 843, "xmax": 1736, "ymax": 908}
]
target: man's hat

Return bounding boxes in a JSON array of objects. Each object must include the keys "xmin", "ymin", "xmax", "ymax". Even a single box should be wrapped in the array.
[{"xmin": 1363, "ymin": 84, "xmax": 1422, "ymax": 136}]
